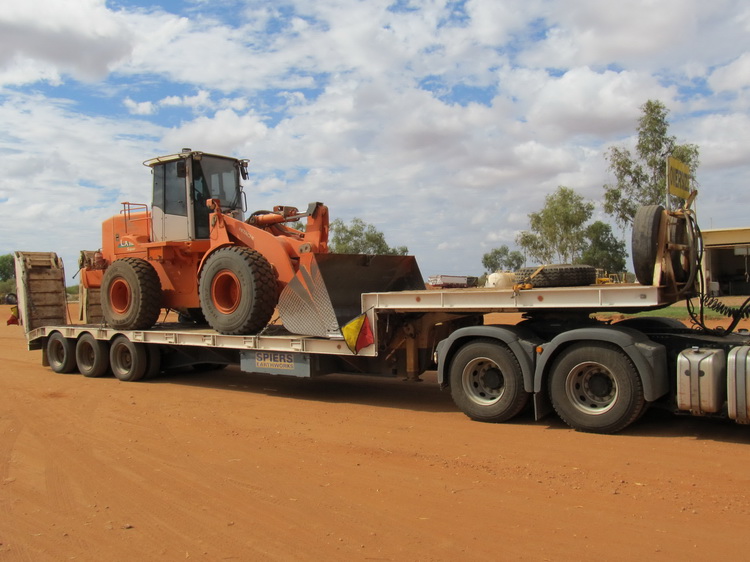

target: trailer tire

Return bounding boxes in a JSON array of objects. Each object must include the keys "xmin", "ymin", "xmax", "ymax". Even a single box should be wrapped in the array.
[
  {"xmin": 514, "ymin": 265, "xmax": 596, "ymax": 287},
  {"xmin": 75, "ymin": 333, "xmax": 110, "ymax": 378},
  {"xmin": 548, "ymin": 342, "xmax": 645, "ymax": 434},
  {"xmin": 199, "ymin": 247, "xmax": 277, "ymax": 335},
  {"xmin": 109, "ymin": 335, "xmax": 148, "ymax": 382},
  {"xmin": 449, "ymin": 340, "xmax": 529, "ymax": 423},
  {"xmin": 632, "ymin": 205, "xmax": 664, "ymax": 286},
  {"xmin": 47, "ymin": 332, "xmax": 77, "ymax": 374},
  {"xmin": 102, "ymin": 258, "xmax": 162, "ymax": 330}
]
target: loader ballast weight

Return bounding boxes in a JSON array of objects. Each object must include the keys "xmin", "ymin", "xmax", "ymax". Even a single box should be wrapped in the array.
[{"xmin": 81, "ymin": 149, "xmax": 422, "ymax": 337}]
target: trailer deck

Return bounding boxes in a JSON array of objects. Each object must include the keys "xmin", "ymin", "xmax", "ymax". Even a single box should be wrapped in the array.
[
  {"xmin": 361, "ymin": 283, "xmax": 669, "ymax": 314},
  {"xmin": 22, "ymin": 282, "xmax": 675, "ymax": 358}
]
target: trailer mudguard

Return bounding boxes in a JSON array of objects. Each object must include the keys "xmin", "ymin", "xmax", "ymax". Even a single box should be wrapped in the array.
[
  {"xmin": 533, "ymin": 325, "xmax": 669, "ymax": 402},
  {"xmin": 435, "ymin": 325, "xmax": 542, "ymax": 392}
]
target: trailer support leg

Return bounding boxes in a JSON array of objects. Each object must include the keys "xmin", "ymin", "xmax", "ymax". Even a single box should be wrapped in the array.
[{"xmin": 404, "ymin": 329, "xmax": 422, "ymax": 382}]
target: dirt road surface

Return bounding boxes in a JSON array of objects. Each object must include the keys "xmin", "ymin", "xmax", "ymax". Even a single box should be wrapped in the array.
[{"xmin": 2, "ymin": 305, "xmax": 750, "ymax": 561}]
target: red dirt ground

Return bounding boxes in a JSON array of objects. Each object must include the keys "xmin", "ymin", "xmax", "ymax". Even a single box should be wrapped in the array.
[{"xmin": 2, "ymin": 305, "xmax": 750, "ymax": 561}]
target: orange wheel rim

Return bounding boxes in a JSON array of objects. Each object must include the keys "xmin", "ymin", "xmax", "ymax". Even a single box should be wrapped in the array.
[
  {"xmin": 211, "ymin": 269, "xmax": 241, "ymax": 314},
  {"xmin": 109, "ymin": 277, "xmax": 131, "ymax": 314}
]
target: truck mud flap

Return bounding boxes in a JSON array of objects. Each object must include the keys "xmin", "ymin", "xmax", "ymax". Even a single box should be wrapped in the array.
[{"xmin": 278, "ymin": 253, "xmax": 424, "ymax": 337}]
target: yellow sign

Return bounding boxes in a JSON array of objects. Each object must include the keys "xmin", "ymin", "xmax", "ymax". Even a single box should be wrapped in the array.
[{"xmin": 667, "ymin": 156, "xmax": 691, "ymax": 199}]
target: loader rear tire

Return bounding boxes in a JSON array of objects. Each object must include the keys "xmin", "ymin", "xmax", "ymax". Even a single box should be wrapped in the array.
[
  {"xmin": 199, "ymin": 247, "xmax": 277, "ymax": 335},
  {"xmin": 101, "ymin": 258, "xmax": 162, "ymax": 330}
]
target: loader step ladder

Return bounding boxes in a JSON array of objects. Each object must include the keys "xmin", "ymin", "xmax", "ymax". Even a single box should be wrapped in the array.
[{"xmin": 14, "ymin": 251, "xmax": 68, "ymax": 331}]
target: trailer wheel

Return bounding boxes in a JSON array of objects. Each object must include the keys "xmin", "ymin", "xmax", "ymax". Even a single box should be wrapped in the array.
[
  {"xmin": 101, "ymin": 258, "xmax": 162, "ymax": 330},
  {"xmin": 449, "ymin": 340, "xmax": 529, "ymax": 423},
  {"xmin": 75, "ymin": 333, "xmax": 110, "ymax": 378},
  {"xmin": 548, "ymin": 342, "xmax": 645, "ymax": 434},
  {"xmin": 199, "ymin": 247, "xmax": 277, "ymax": 335},
  {"xmin": 109, "ymin": 335, "xmax": 148, "ymax": 382},
  {"xmin": 632, "ymin": 205, "xmax": 664, "ymax": 285},
  {"xmin": 47, "ymin": 332, "xmax": 77, "ymax": 374}
]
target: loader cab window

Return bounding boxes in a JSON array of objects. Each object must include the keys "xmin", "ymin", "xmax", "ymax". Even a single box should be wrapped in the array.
[
  {"xmin": 151, "ymin": 159, "xmax": 192, "ymax": 243},
  {"xmin": 191, "ymin": 155, "xmax": 243, "ymax": 239},
  {"xmin": 153, "ymin": 161, "xmax": 188, "ymax": 217}
]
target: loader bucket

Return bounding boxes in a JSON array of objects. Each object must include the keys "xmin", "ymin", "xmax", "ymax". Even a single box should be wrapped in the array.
[{"xmin": 278, "ymin": 253, "xmax": 424, "ymax": 337}]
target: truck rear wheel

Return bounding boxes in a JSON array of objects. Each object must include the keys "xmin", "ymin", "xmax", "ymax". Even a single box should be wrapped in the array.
[
  {"xmin": 199, "ymin": 247, "xmax": 277, "ymax": 335},
  {"xmin": 75, "ymin": 333, "xmax": 110, "ymax": 377},
  {"xmin": 101, "ymin": 258, "xmax": 162, "ymax": 330},
  {"xmin": 548, "ymin": 342, "xmax": 645, "ymax": 434},
  {"xmin": 47, "ymin": 332, "xmax": 77, "ymax": 374},
  {"xmin": 449, "ymin": 340, "xmax": 529, "ymax": 423},
  {"xmin": 109, "ymin": 335, "xmax": 148, "ymax": 382}
]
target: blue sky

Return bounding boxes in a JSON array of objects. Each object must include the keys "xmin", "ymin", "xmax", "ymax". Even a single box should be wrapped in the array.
[{"xmin": 2, "ymin": 0, "xmax": 750, "ymax": 283}]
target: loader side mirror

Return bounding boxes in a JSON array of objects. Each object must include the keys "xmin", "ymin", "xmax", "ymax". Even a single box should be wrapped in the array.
[{"xmin": 176, "ymin": 160, "xmax": 186, "ymax": 178}]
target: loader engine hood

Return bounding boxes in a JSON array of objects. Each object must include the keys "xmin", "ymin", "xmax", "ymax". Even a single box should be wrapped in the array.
[{"xmin": 278, "ymin": 253, "xmax": 424, "ymax": 338}]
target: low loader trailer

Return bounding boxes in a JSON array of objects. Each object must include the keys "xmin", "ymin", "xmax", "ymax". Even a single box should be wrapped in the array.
[{"xmin": 13, "ymin": 203, "xmax": 750, "ymax": 434}]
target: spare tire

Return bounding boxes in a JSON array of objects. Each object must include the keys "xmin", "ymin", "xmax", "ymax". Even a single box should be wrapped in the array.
[
  {"xmin": 514, "ymin": 264, "xmax": 596, "ymax": 287},
  {"xmin": 632, "ymin": 205, "xmax": 664, "ymax": 286}
]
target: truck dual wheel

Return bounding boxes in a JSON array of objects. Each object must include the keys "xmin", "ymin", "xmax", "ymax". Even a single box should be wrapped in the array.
[
  {"xmin": 449, "ymin": 340, "xmax": 529, "ymax": 423},
  {"xmin": 75, "ymin": 333, "xmax": 110, "ymax": 377},
  {"xmin": 101, "ymin": 258, "xmax": 162, "ymax": 330},
  {"xmin": 47, "ymin": 332, "xmax": 77, "ymax": 374},
  {"xmin": 548, "ymin": 343, "xmax": 645, "ymax": 434},
  {"xmin": 199, "ymin": 247, "xmax": 277, "ymax": 335}
]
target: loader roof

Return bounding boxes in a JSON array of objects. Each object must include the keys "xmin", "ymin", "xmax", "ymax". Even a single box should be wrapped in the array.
[{"xmin": 142, "ymin": 149, "xmax": 243, "ymax": 168}]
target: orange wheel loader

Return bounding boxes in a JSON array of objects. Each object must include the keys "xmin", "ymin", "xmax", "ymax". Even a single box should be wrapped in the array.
[{"xmin": 80, "ymin": 149, "xmax": 423, "ymax": 336}]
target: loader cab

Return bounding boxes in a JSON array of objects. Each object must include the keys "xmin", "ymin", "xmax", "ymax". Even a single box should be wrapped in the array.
[{"xmin": 145, "ymin": 150, "xmax": 247, "ymax": 242}]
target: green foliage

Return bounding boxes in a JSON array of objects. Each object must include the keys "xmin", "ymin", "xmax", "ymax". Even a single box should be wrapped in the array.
[
  {"xmin": 516, "ymin": 186, "xmax": 594, "ymax": 264},
  {"xmin": 0, "ymin": 254, "xmax": 14, "ymax": 282},
  {"xmin": 482, "ymin": 245, "xmax": 524, "ymax": 273},
  {"xmin": 0, "ymin": 278, "xmax": 15, "ymax": 295},
  {"xmin": 577, "ymin": 221, "xmax": 627, "ymax": 272},
  {"xmin": 329, "ymin": 218, "xmax": 408, "ymax": 255},
  {"xmin": 603, "ymin": 100, "xmax": 700, "ymax": 228}
]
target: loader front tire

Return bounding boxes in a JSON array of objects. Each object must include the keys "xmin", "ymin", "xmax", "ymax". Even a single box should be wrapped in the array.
[
  {"xmin": 199, "ymin": 247, "xmax": 277, "ymax": 335},
  {"xmin": 101, "ymin": 258, "xmax": 162, "ymax": 330}
]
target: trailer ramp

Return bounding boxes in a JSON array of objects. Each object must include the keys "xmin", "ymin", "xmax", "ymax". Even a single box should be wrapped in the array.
[{"xmin": 13, "ymin": 251, "xmax": 68, "ymax": 332}]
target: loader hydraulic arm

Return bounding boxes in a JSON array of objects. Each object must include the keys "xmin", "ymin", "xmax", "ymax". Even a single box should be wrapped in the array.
[{"xmin": 244, "ymin": 201, "xmax": 329, "ymax": 253}]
